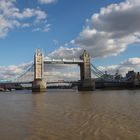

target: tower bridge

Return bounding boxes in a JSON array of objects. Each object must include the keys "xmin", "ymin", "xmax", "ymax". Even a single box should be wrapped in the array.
[
  {"xmin": 0, "ymin": 49, "xmax": 140, "ymax": 92},
  {"xmin": 32, "ymin": 49, "xmax": 95, "ymax": 92}
]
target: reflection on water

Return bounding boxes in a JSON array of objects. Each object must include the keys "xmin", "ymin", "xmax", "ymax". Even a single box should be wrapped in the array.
[{"xmin": 0, "ymin": 89, "xmax": 139, "ymax": 140}]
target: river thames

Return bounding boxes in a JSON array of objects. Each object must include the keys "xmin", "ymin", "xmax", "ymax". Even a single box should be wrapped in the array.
[{"xmin": 0, "ymin": 89, "xmax": 139, "ymax": 140}]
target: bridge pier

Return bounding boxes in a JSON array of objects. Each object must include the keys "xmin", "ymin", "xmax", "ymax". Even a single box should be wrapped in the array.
[
  {"xmin": 32, "ymin": 79, "xmax": 46, "ymax": 92},
  {"xmin": 32, "ymin": 49, "xmax": 46, "ymax": 92},
  {"xmin": 78, "ymin": 50, "xmax": 95, "ymax": 91},
  {"xmin": 78, "ymin": 79, "xmax": 95, "ymax": 91}
]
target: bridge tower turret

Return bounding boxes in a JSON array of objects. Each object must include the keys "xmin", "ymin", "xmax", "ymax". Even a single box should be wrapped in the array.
[
  {"xmin": 78, "ymin": 50, "xmax": 95, "ymax": 91},
  {"xmin": 32, "ymin": 49, "xmax": 46, "ymax": 92}
]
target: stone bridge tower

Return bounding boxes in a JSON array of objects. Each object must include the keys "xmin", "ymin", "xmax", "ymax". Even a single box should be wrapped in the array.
[
  {"xmin": 32, "ymin": 49, "xmax": 46, "ymax": 92},
  {"xmin": 78, "ymin": 50, "xmax": 95, "ymax": 91},
  {"xmin": 80, "ymin": 50, "xmax": 91, "ymax": 80}
]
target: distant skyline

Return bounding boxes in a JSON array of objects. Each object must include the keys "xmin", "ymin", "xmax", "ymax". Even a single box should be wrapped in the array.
[{"xmin": 0, "ymin": 0, "xmax": 140, "ymax": 80}]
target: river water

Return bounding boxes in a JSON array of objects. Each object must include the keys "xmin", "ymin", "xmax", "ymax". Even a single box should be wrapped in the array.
[{"xmin": 0, "ymin": 89, "xmax": 139, "ymax": 140}]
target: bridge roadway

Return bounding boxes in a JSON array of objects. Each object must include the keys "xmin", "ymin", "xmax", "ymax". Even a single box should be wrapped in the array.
[
  {"xmin": 44, "ymin": 59, "xmax": 83, "ymax": 64},
  {"xmin": 0, "ymin": 81, "xmax": 32, "ymax": 85},
  {"xmin": 0, "ymin": 80, "xmax": 136, "ymax": 90},
  {"xmin": 0, "ymin": 79, "xmax": 134, "ymax": 85},
  {"xmin": 0, "ymin": 81, "xmax": 79, "ymax": 85}
]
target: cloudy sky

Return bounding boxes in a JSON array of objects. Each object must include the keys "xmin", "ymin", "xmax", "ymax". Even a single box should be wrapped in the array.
[{"xmin": 0, "ymin": 0, "xmax": 140, "ymax": 81}]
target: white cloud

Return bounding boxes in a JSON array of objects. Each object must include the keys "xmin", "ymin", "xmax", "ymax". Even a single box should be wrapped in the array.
[
  {"xmin": 74, "ymin": 0, "xmax": 140, "ymax": 58},
  {"xmin": 98, "ymin": 65, "xmax": 133, "ymax": 76},
  {"xmin": 43, "ymin": 24, "xmax": 51, "ymax": 32},
  {"xmin": 48, "ymin": 46, "xmax": 82, "ymax": 59},
  {"xmin": 38, "ymin": 0, "xmax": 56, "ymax": 4},
  {"xmin": 32, "ymin": 27, "xmax": 42, "ymax": 32},
  {"xmin": 22, "ymin": 23, "xmax": 30, "ymax": 28},
  {"xmin": 43, "ymin": 28, "xmax": 50, "ymax": 32},
  {"xmin": 98, "ymin": 57, "xmax": 140, "ymax": 76},
  {"xmin": 120, "ymin": 57, "xmax": 140, "ymax": 67},
  {"xmin": 0, "ymin": 0, "xmax": 48, "ymax": 38},
  {"xmin": 48, "ymin": 0, "xmax": 140, "ymax": 59},
  {"xmin": 32, "ymin": 24, "xmax": 51, "ymax": 32},
  {"xmin": 127, "ymin": 0, "xmax": 140, "ymax": 5},
  {"xmin": 43, "ymin": 63, "xmax": 80, "ymax": 81},
  {"xmin": 0, "ymin": 62, "xmax": 32, "ymax": 81}
]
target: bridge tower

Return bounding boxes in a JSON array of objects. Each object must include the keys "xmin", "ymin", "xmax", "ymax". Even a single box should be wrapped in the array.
[
  {"xmin": 32, "ymin": 49, "xmax": 46, "ymax": 92},
  {"xmin": 78, "ymin": 50, "xmax": 95, "ymax": 91}
]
